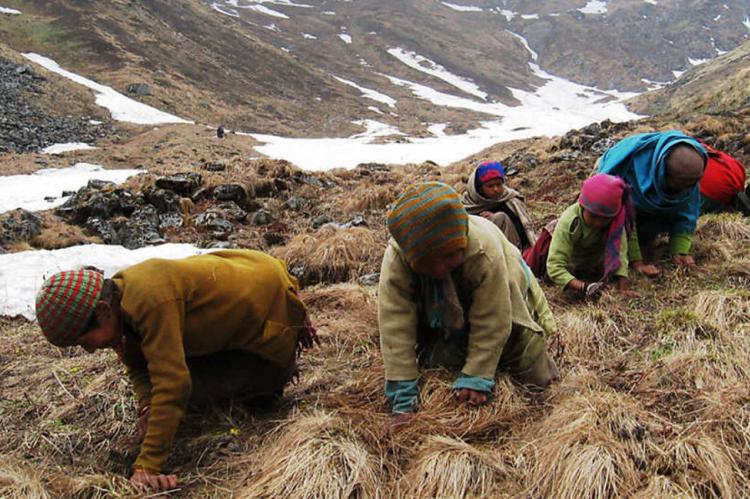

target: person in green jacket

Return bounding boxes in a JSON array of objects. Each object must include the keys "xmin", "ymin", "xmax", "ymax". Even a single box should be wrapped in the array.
[
  {"xmin": 34, "ymin": 250, "xmax": 317, "ymax": 491},
  {"xmin": 378, "ymin": 182, "xmax": 558, "ymax": 420},
  {"xmin": 524, "ymin": 173, "xmax": 637, "ymax": 297}
]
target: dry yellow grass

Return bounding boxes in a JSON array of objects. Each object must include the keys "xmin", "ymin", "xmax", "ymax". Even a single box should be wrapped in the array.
[
  {"xmin": 273, "ymin": 226, "xmax": 384, "ymax": 284},
  {"xmin": 237, "ymin": 411, "xmax": 382, "ymax": 498},
  {"xmin": 398, "ymin": 435, "xmax": 508, "ymax": 499}
]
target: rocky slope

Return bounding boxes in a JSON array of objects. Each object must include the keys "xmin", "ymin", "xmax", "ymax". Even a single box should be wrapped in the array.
[{"xmin": 1, "ymin": 0, "xmax": 749, "ymax": 135}]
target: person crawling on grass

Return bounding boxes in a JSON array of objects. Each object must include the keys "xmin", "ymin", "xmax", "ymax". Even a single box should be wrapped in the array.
[
  {"xmin": 34, "ymin": 250, "xmax": 317, "ymax": 491},
  {"xmin": 461, "ymin": 161, "xmax": 537, "ymax": 250},
  {"xmin": 378, "ymin": 182, "xmax": 558, "ymax": 420},
  {"xmin": 596, "ymin": 130, "xmax": 707, "ymax": 276},
  {"xmin": 522, "ymin": 173, "xmax": 637, "ymax": 298}
]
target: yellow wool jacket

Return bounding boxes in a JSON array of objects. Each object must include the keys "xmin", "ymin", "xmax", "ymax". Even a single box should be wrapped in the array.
[
  {"xmin": 113, "ymin": 250, "xmax": 306, "ymax": 473},
  {"xmin": 378, "ymin": 216, "xmax": 556, "ymax": 381}
]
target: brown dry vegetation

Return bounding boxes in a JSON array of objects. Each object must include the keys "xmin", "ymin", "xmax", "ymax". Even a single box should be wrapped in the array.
[{"xmin": 2, "ymin": 110, "xmax": 750, "ymax": 497}]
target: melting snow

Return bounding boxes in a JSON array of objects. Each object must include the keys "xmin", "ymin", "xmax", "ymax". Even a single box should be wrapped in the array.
[
  {"xmin": 643, "ymin": 0, "xmax": 657, "ymax": 4},
  {"xmin": 578, "ymin": 1, "xmax": 607, "ymax": 15},
  {"xmin": 247, "ymin": 5, "xmax": 289, "ymax": 18},
  {"xmin": 744, "ymin": 17, "xmax": 750, "ymax": 29},
  {"xmin": 0, "ymin": 163, "xmax": 143, "ymax": 214},
  {"xmin": 672, "ymin": 69, "xmax": 685, "ymax": 79},
  {"xmin": 0, "ymin": 6, "xmax": 20, "ymax": 14},
  {"xmin": 41, "ymin": 143, "xmax": 97, "ymax": 155},
  {"xmin": 0, "ymin": 244, "xmax": 205, "ymax": 320},
  {"xmin": 497, "ymin": 9, "xmax": 516, "ymax": 21},
  {"xmin": 302, "ymin": 32, "xmax": 317, "ymax": 39},
  {"xmin": 23, "ymin": 53, "xmax": 191, "ymax": 125},
  {"xmin": 334, "ymin": 76, "xmax": 397, "ymax": 107},
  {"xmin": 521, "ymin": 14, "xmax": 540, "ymax": 20},
  {"xmin": 688, "ymin": 57, "xmax": 709, "ymax": 66},
  {"xmin": 367, "ymin": 106, "xmax": 384, "ymax": 115},
  {"xmin": 388, "ymin": 48, "xmax": 487, "ymax": 100},
  {"xmin": 322, "ymin": 10, "xmax": 335, "ymax": 15},
  {"xmin": 339, "ymin": 33, "xmax": 352, "ymax": 44},
  {"xmin": 249, "ymin": 30, "xmax": 640, "ymax": 171},
  {"xmin": 211, "ymin": 3, "xmax": 239, "ymax": 16},
  {"xmin": 441, "ymin": 2, "xmax": 483, "ymax": 12},
  {"xmin": 428, "ymin": 124, "xmax": 448, "ymax": 137},
  {"xmin": 264, "ymin": 23, "xmax": 279, "ymax": 31}
]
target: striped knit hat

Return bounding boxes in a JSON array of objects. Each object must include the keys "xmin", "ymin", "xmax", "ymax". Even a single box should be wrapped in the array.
[
  {"xmin": 35, "ymin": 270, "xmax": 104, "ymax": 347},
  {"xmin": 387, "ymin": 182, "xmax": 469, "ymax": 265}
]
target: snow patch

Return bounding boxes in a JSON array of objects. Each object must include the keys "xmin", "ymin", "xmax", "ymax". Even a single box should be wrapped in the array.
[
  {"xmin": 367, "ymin": 106, "xmax": 384, "ymax": 115},
  {"xmin": 338, "ymin": 33, "xmax": 352, "ymax": 44},
  {"xmin": 246, "ymin": 4, "xmax": 289, "ymax": 18},
  {"xmin": 0, "ymin": 244, "xmax": 206, "ymax": 320},
  {"xmin": 302, "ymin": 32, "xmax": 317, "ymax": 39},
  {"xmin": 506, "ymin": 31, "xmax": 538, "ymax": 61},
  {"xmin": 497, "ymin": 9, "xmax": 516, "ymax": 21},
  {"xmin": 322, "ymin": 10, "xmax": 335, "ymax": 15},
  {"xmin": 744, "ymin": 17, "xmax": 750, "ymax": 30},
  {"xmin": 334, "ymin": 76, "xmax": 396, "ymax": 107},
  {"xmin": 441, "ymin": 2, "xmax": 483, "ymax": 12},
  {"xmin": 521, "ymin": 13, "xmax": 539, "ymax": 20},
  {"xmin": 41, "ymin": 143, "xmax": 97, "ymax": 155},
  {"xmin": 23, "ymin": 53, "xmax": 191, "ymax": 125},
  {"xmin": 672, "ymin": 69, "xmax": 685, "ymax": 79},
  {"xmin": 264, "ymin": 23, "xmax": 279, "ymax": 31},
  {"xmin": 0, "ymin": 6, "xmax": 21, "ymax": 14},
  {"xmin": 643, "ymin": 0, "xmax": 657, "ymax": 4},
  {"xmin": 688, "ymin": 57, "xmax": 709, "ymax": 66},
  {"xmin": 0, "ymin": 163, "xmax": 143, "ymax": 214},
  {"xmin": 388, "ymin": 47, "xmax": 487, "ymax": 100},
  {"xmin": 578, "ymin": 1, "xmax": 607, "ymax": 15},
  {"xmin": 428, "ymin": 124, "xmax": 448, "ymax": 137},
  {"xmin": 211, "ymin": 3, "xmax": 239, "ymax": 16}
]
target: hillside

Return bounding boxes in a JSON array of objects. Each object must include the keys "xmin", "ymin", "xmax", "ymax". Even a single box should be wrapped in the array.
[
  {"xmin": 1, "ymin": 0, "xmax": 749, "ymax": 136},
  {"xmin": 630, "ymin": 38, "xmax": 750, "ymax": 116}
]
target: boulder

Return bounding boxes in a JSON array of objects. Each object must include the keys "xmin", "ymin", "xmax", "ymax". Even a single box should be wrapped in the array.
[
  {"xmin": 0, "ymin": 209, "xmax": 43, "ymax": 246},
  {"xmin": 156, "ymin": 173, "xmax": 203, "ymax": 195},
  {"xmin": 312, "ymin": 214, "xmax": 333, "ymax": 229},
  {"xmin": 284, "ymin": 196, "xmax": 308, "ymax": 211},
  {"xmin": 127, "ymin": 83, "xmax": 152, "ymax": 96},
  {"xmin": 144, "ymin": 187, "xmax": 181, "ymax": 213},
  {"xmin": 214, "ymin": 184, "xmax": 248, "ymax": 205},
  {"xmin": 117, "ymin": 205, "xmax": 165, "ymax": 249}
]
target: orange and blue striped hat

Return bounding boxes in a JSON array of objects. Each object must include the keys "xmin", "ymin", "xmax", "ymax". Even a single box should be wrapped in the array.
[
  {"xmin": 35, "ymin": 269, "xmax": 104, "ymax": 347},
  {"xmin": 387, "ymin": 182, "xmax": 469, "ymax": 265}
]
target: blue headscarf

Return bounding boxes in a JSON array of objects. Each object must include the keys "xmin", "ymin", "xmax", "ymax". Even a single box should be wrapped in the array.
[{"xmin": 596, "ymin": 131, "xmax": 707, "ymax": 235}]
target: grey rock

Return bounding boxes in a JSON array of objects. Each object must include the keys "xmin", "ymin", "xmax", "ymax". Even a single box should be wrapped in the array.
[
  {"xmin": 0, "ymin": 209, "xmax": 43, "ymax": 246},
  {"xmin": 284, "ymin": 196, "xmax": 307, "ymax": 211},
  {"xmin": 214, "ymin": 202, "xmax": 248, "ymax": 222},
  {"xmin": 312, "ymin": 214, "xmax": 333, "ymax": 229},
  {"xmin": 591, "ymin": 137, "xmax": 616, "ymax": 156},
  {"xmin": 118, "ymin": 206, "xmax": 165, "ymax": 249},
  {"xmin": 156, "ymin": 173, "xmax": 203, "ymax": 195},
  {"xmin": 214, "ymin": 184, "xmax": 248, "ymax": 204},
  {"xmin": 195, "ymin": 210, "xmax": 235, "ymax": 238},
  {"xmin": 343, "ymin": 215, "xmax": 367, "ymax": 228},
  {"xmin": 84, "ymin": 217, "xmax": 118, "ymax": 244},
  {"xmin": 358, "ymin": 273, "xmax": 381, "ymax": 286},
  {"xmin": 204, "ymin": 240, "xmax": 233, "ymax": 249},
  {"xmin": 87, "ymin": 179, "xmax": 116, "ymax": 190},
  {"xmin": 159, "ymin": 212, "xmax": 184, "ymax": 229},
  {"xmin": 145, "ymin": 187, "xmax": 181, "ymax": 213},
  {"xmin": 251, "ymin": 209, "xmax": 273, "ymax": 226},
  {"xmin": 203, "ymin": 160, "xmax": 227, "ymax": 172},
  {"xmin": 127, "ymin": 83, "xmax": 152, "ymax": 96}
]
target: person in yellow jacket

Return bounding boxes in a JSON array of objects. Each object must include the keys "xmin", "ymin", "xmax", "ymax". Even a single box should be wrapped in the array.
[
  {"xmin": 34, "ymin": 250, "xmax": 317, "ymax": 491},
  {"xmin": 379, "ymin": 182, "xmax": 558, "ymax": 421}
]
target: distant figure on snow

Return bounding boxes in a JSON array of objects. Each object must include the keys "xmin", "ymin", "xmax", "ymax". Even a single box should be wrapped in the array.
[
  {"xmin": 596, "ymin": 130, "xmax": 707, "ymax": 276},
  {"xmin": 217, "ymin": 125, "xmax": 225, "ymax": 139},
  {"xmin": 461, "ymin": 161, "xmax": 536, "ymax": 250},
  {"xmin": 523, "ymin": 173, "xmax": 637, "ymax": 297},
  {"xmin": 698, "ymin": 142, "xmax": 749, "ymax": 215},
  {"xmin": 34, "ymin": 250, "xmax": 317, "ymax": 491},
  {"xmin": 378, "ymin": 182, "xmax": 558, "ymax": 422}
]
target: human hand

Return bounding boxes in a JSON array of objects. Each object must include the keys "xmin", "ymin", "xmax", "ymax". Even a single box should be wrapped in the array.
[
  {"xmin": 480, "ymin": 211, "xmax": 494, "ymax": 219},
  {"xmin": 137, "ymin": 406, "xmax": 149, "ymax": 441},
  {"xmin": 672, "ymin": 254, "xmax": 696, "ymax": 268},
  {"xmin": 453, "ymin": 388, "xmax": 489, "ymax": 406},
  {"xmin": 584, "ymin": 281, "xmax": 606, "ymax": 298},
  {"xmin": 631, "ymin": 260, "xmax": 660, "ymax": 277},
  {"xmin": 130, "ymin": 468, "xmax": 178, "ymax": 491}
]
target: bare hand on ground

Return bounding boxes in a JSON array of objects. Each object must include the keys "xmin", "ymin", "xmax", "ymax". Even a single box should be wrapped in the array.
[
  {"xmin": 672, "ymin": 254, "xmax": 696, "ymax": 268},
  {"xmin": 453, "ymin": 388, "xmax": 488, "ymax": 406},
  {"xmin": 632, "ymin": 261, "xmax": 660, "ymax": 277},
  {"xmin": 130, "ymin": 468, "xmax": 178, "ymax": 491}
]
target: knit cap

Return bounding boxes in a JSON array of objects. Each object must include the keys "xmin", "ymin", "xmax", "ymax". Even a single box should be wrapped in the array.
[
  {"xmin": 476, "ymin": 161, "xmax": 506, "ymax": 184},
  {"xmin": 387, "ymin": 182, "xmax": 469, "ymax": 265},
  {"xmin": 35, "ymin": 269, "xmax": 104, "ymax": 347}
]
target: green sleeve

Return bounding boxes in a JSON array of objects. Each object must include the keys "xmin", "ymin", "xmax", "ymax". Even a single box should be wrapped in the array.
[
  {"xmin": 614, "ymin": 230, "xmax": 630, "ymax": 279},
  {"xmin": 546, "ymin": 215, "xmax": 576, "ymax": 289},
  {"xmin": 627, "ymin": 229, "xmax": 643, "ymax": 262},
  {"xmin": 669, "ymin": 232, "xmax": 692, "ymax": 255},
  {"xmin": 527, "ymin": 273, "xmax": 556, "ymax": 338},
  {"xmin": 133, "ymin": 301, "xmax": 191, "ymax": 474}
]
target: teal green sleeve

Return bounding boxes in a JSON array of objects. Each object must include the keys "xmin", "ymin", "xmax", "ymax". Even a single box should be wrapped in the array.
[
  {"xmin": 669, "ymin": 232, "xmax": 692, "ymax": 255},
  {"xmin": 385, "ymin": 379, "xmax": 419, "ymax": 414},
  {"xmin": 453, "ymin": 373, "xmax": 495, "ymax": 393},
  {"xmin": 546, "ymin": 217, "xmax": 576, "ymax": 289},
  {"xmin": 614, "ymin": 230, "xmax": 630, "ymax": 279},
  {"xmin": 627, "ymin": 229, "xmax": 643, "ymax": 262}
]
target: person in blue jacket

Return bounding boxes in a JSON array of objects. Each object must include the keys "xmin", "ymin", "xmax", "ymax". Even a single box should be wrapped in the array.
[{"xmin": 597, "ymin": 130, "xmax": 707, "ymax": 276}]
